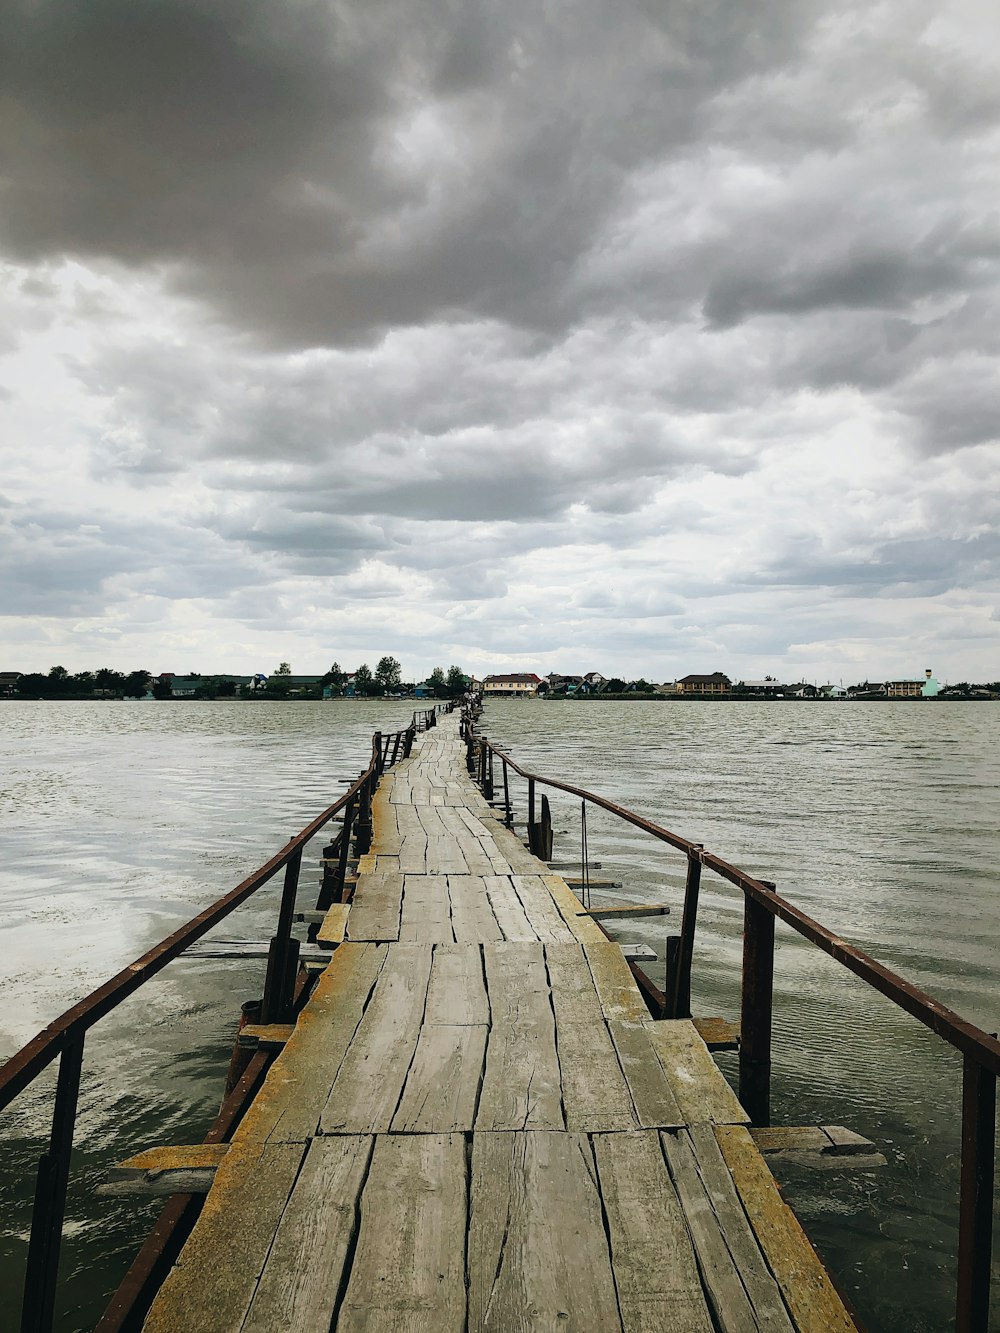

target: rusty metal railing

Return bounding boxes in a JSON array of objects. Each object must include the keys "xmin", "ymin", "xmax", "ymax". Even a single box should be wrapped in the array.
[
  {"xmin": 0, "ymin": 710, "xmax": 441, "ymax": 1333},
  {"xmin": 466, "ymin": 709, "xmax": 997, "ymax": 1333}
]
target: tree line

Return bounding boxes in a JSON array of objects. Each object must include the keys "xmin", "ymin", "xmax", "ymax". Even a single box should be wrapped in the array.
[{"xmin": 8, "ymin": 666, "xmax": 152, "ymax": 698}]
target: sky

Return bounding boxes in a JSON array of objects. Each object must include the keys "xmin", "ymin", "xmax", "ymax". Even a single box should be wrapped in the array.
[{"xmin": 1, "ymin": 1, "xmax": 999, "ymax": 686}]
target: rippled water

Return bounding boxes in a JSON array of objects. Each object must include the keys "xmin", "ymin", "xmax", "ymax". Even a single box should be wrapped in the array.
[
  {"xmin": 482, "ymin": 697, "xmax": 1000, "ymax": 1333},
  {"xmin": 1, "ymin": 698, "xmax": 998, "ymax": 1330}
]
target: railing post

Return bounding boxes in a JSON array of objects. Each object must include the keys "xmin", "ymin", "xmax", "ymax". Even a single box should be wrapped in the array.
[
  {"xmin": 261, "ymin": 846, "xmax": 302, "ymax": 1024},
  {"xmin": 502, "ymin": 757, "xmax": 512, "ymax": 828},
  {"xmin": 739, "ymin": 887, "xmax": 775, "ymax": 1126},
  {"xmin": 956, "ymin": 1053, "xmax": 996, "ymax": 1333},
  {"xmin": 404, "ymin": 726, "xmax": 415, "ymax": 758},
  {"xmin": 669, "ymin": 845, "xmax": 703, "ymax": 1020},
  {"xmin": 373, "ymin": 731, "xmax": 383, "ymax": 777},
  {"xmin": 527, "ymin": 777, "xmax": 536, "ymax": 855},
  {"xmin": 21, "ymin": 1033, "xmax": 85, "ymax": 1333},
  {"xmin": 355, "ymin": 774, "xmax": 373, "ymax": 854},
  {"xmin": 485, "ymin": 746, "xmax": 495, "ymax": 801},
  {"xmin": 390, "ymin": 732, "xmax": 401, "ymax": 766}
]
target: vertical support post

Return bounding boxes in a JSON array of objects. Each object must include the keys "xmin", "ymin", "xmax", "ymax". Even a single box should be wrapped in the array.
[
  {"xmin": 663, "ymin": 936, "xmax": 682, "ymax": 1021},
  {"xmin": 390, "ymin": 732, "xmax": 401, "ymax": 766},
  {"xmin": 670, "ymin": 846, "xmax": 703, "ymax": 1020},
  {"xmin": 373, "ymin": 732, "xmax": 383, "ymax": 778},
  {"xmin": 336, "ymin": 798, "xmax": 355, "ymax": 901},
  {"xmin": 539, "ymin": 794, "xmax": 553, "ymax": 862},
  {"xmin": 502, "ymin": 758, "xmax": 512, "ymax": 828},
  {"xmin": 527, "ymin": 777, "xmax": 537, "ymax": 855},
  {"xmin": 21, "ymin": 1033, "xmax": 85, "ymax": 1333},
  {"xmin": 739, "ymin": 889, "xmax": 775, "ymax": 1125},
  {"xmin": 486, "ymin": 746, "xmax": 495, "ymax": 802},
  {"xmin": 261, "ymin": 847, "xmax": 302, "ymax": 1024},
  {"xmin": 404, "ymin": 726, "xmax": 415, "ymax": 758},
  {"xmin": 355, "ymin": 775, "xmax": 373, "ymax": 855},
  {"xmin": 956, "ymin": 1054, "xmax": 996, "ymax": 1333}
]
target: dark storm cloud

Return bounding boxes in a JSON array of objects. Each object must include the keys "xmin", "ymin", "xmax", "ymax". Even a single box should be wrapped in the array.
[{"xmin": 1, "ymin": 0, "xmax": 817, "ymax": 346}]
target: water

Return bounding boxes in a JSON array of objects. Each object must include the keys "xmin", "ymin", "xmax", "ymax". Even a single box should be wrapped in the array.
[{"xmin": 1, "ymin": 698, "xmax": 998, "ymax": 1330}]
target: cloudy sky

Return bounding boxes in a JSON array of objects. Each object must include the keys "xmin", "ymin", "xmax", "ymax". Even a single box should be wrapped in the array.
[{"xmin": 2, "ymin": 0, "xmax": 998, "ymax": 684}]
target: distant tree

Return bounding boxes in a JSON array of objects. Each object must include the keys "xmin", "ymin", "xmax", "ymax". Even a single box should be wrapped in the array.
[
  {"xmin": 48, "ymin": 665, "xmax": 69, "ymax": 680},
  {"xmin": 427, "ymin": 666, "xmax": 446, "ymax": 697},
  {"xmin": 322, "ymin": 661, "xmax": 347, "ymax": 689},
  {"xmin": 445, "ymin": 665, "xmax": 466, "ymax": 696},
  {"xmin": 124, "ymin": 670, "xmax": 151, "ymax": 698},
  {"xmin": 629, "ymin": 679, "xmax": 653, "ymax": 693},
  {"xmin": 354, "ymin": 663, "xmax": 374, "ymax": 696},
  {"xmin": 606, "ymin": 678, "xmax": 626, "ymax": 693},
  {"xmin": 275, "ymin": 662, "xmax": 292, "ymax": 675},
  {"xmin": 375, "ymin": 656, "xmax": 402, "ymax": 691}
]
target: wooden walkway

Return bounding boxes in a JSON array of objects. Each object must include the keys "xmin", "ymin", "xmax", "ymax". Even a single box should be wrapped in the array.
[{"xmin": 142, "ymin": 713, "xmax": 857, "ymax": 1332}]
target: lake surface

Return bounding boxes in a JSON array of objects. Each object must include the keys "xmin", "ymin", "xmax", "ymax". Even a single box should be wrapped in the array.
[{"xmin": 1, "ymin": 698, "xmax": 998, "ymax": 1330}]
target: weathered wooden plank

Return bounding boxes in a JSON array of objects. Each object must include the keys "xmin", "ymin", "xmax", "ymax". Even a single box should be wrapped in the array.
[
  {"xmin": 316, "ymin": 903, "xmax": 349, "ymax": 947},
  {"xmin": 241, "ymin": 1136, "xmax": 372, "ymax": 1332},
  {"xmin": 715, "ymin": 1125, "xmax": 859, "ymax": 1332},
  {"xmin": 391, "ymin": 1023, "xmax": 488, "ymax": 1131},
  {"xmin": 664, "ymin": 1127, "xmax": 795, "ymax": 1332},
  {"xmin": 398, "ymin": 832, "xmax": 428, "ymax": 873},
  {"xmin": 543, "ymin": 874, "xmax": 608, "ymax": 944},
  {"xmin": 399, "ymin": 873, "xmax": 453, "ymax": 942},
  {"xmin": 479, "ymin": 945, "xmax": 561, "ymax": 1129},
  {"xmin": 581, "ymin": 903, "xmax": 669, "ymax": 920},
  {"xmin": 593, "ymin": 1131, "xmax": 714, "ymax": 1332},
  {"xmin": 425, "ymin": 941, "xmax": 489, "ymax": 1024},
  {"xmin": 345, "ymin": 872, "xmax": 403, "ymax": 942},
  {"xmin": 233, "ymin": 943, "xmax": 386, "ymax": 1144},
  {"xmin": 453, "ymin": 807, "xmax": 516, "ymax": 872},
  {"xmin": 582, "ymin": 938, "xmax": 651, "ymax": 1024},
  {"xmin": 511, "ymin": 874, "xmax": 575, "ymax": 941},
  {"xmin": 320, "ymin": 944, "xmax": 433, "ymax": 1134},
  {"xmin": 468, "ymin": 1131, "xmax": 623, "ymax": 1332},
  {"xmin": 337, "ymin": 1134, "xmax": 467, "ymax": 1333},
  {"xmin": 447, "ymin": 873, "xmax": 504, "ymax": 942},
  {"xmin": 142, "ymin": 1139, "xmax": 305, "ymax": 1333},
  {"xmin": 544, "ymin": 944, "xmax": 637, "ymax": 1132},
  {"xmin": 607, "ymin": 1016, "xmax": 684, "ymax": 1129},
  {"xmin": 237, "ymin": 1023, "xmax": 295, "ymax": 1050},
  {"xmin": 482, "ymin": 874, "xmax": 538, "ymax": 941},
  {"xmin": 646, "ymin": 1019, "xmax": 749, "ymax": 1126},
  {"xmin": 751, "ymin": 1127, "xmax": 833, "ymax": 1154},
  {"xmin": 693, "ymin": 1016, "xmax": 740, "ymax": 1050}
]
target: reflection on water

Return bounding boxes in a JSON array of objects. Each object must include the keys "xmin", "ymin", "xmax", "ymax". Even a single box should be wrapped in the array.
[
  {"xmin": 483, "ymin": 698, "xmax": 1000, "ymax": 1333},
  {"xmin": 1, "ymin": 698, "xmax": 998, "ymax": 1330}
]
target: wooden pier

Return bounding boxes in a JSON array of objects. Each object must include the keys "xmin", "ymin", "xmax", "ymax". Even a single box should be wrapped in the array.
[{"xmin": 138, "ymin": 710, "xmax": 856, "ymax": 1332}]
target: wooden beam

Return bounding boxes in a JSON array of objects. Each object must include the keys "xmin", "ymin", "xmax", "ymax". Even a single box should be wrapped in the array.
[
  {"xmin": 237, "ymin": 1024, "xmax": 295, "ymax": 1050},
  {"xmin": 692, "ymin": 1016, "xmax": 740, "ymax": 1051},
  {"xmin": 562, "ymin": 877, "xmax": 623, "ymax": 890},
  {"xmin": 577, "ymin": 904, "xmax": 669, "ymax": 920},
  {"xmin": 102, "ymin": 1145, "xmax": 230, "ymax": 1197}
]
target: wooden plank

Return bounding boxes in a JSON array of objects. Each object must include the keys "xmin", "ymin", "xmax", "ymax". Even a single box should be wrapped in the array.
[
  {"xmin": 693, "ymin": 1016, "xmax": 740, "ymax": 1051},
  {"xmin": 664, "ymin": 1126, "xmax": 795, "ymax": 1332},
  {"xmin": 511, "ymin": 874, "xmax": 575, "ymax": 941},
  {"xmin": 581, "ymin": 903, "xmax": 669, "ymax": 920},
  {"xmin": 320, "ymin": 944, "xmax": 432, "ymax": 1133},
  {"xmin": 337, "ymin": 1134, "xmax": 467, "ymax": 1333},
  {"xmin": 398, "ymin": 832, "xmax": 428, "ymax": 873},
  {"xmin": 316, "ymin": 903, "xmax": 349, "ymax": 947},
  {"xmin": 345, "ymin": 871, "xmax": 403, "ymax": 942},
  {"xmin": 483, "ymin": 873, "xmax": 538, "ymax": 941},
  {"xmin": 142, "ymin": 1139, "xmax": 306, "ymax": 1333},
  {"xmin": 391, "ymin": 1024, "xmax": 488, "ymax": 1131},
  {"xmin": 543, "ymin": 874, "xmax": 608, "ymax": 945},
  {"xmin": 716, "ymin": 1125, "xmax": 859, "ymax": 1331},
  {"xmin": 582, "ymin": 938, "xmax": 651, "ymax": 1024},
  {"xmin": 593, "ymin": 1131, "xmax": 714, "ymax": 1332},
  {"xmin": 751, "ymin": 1127, "xmax": 834, "ymax": 1154},
  {"xmin": 425, "ymin": 941, "xmax": 489, "ymax": 1024},
  {"xmin": 646, "ymin": 1020, "xmax": 749, "ymax": 1126},
  {"xmin": 118, "ymin": 1144, "xmax": 229, "ymax": 1173},
  {"xmin": 479, "ymin": 943, "xmax": 561, "ymax": 1129},
  {"xmin": 448, "ymin": 873, "xmax": 504, "ymax": 942},
  {"xmin": 468, "ymin": 1131, "xmax": 623, "ymax": 1332},
  {"xmin": 241, "ymin": 1137, "xmax": 372, "ymax": 1332},
  {"xmin": 399, "ymin": 873, "xmax": 453, "ymax": 942},
  {"xmin": 233, "ymin": 942, "xmax": 386, "ymax": 1144},
  {"xmin": 237, "ymin": 1023, "xmax": 295, "ymax": 1049},
  {"xmin": 545, "ymin": 944, "xmax": 637, "ymax": 1132}
]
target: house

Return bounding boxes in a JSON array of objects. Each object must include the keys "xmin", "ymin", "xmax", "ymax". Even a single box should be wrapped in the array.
[
  {"xmin": 675, "ymin": 673, "xmax": 731, "ymax": 696},
  {"xmin": 0, "ymin": 671, "xmax": 21, "ymax": 696},
  {"xmin": 583, "ymin": 672, "xmax": 608, "ymax": 691},
  {"xmin": 888, "ymin": 670, "xmax": 938, "ymax": 699},
  {"xmin": 482, "ymin": 673, "xmax": 543, "ymax": 696},
  {"xmin": 817, "ymin": 684, "xmax": 848, "ymax": 699},
  {"xmin": 736, "ymin": 679, "xmax": 785, "ymax": 697}
]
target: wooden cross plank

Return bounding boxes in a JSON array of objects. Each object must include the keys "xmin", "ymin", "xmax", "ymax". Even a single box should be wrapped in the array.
[
  {"xmin": 467, "ymin": 1131, "xmax": 624, "ymax": 1332},
  {"xmin": 345, "ymin": 872, "xmax": 403, "ymax": 942},
  {"xmin": 425, "ymin": 941, "xmax": 489, "ymax": 1025},
  {"xmin": 337, "ymin": 1134, "xmax": 467, "ymax": 1333}
]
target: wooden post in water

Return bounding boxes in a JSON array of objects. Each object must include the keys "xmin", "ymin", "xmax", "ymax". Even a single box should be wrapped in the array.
[
  {"xmin": 261, "ymin": 847, "xmax": 302, "ymax": 1024},
  {"xmin": 739, "ymin": 887, "xmax": 775, "ymax": 1126},
  {"xmin": 527, "ymin": 777, "xmax": 537, "ymax": 855},
  {"xmin": 355, "ymin": 776, "xmax": 373, "ymax": 855},
  {"xmin": 539, "ymin": 794, "xmax": 553, "ymax": 862},
  {"xmin": 670, "ymin": 845, "xmax": 703, "ymax": 1019},
  {"xmin": 956, "ymin": 1053, "xmax": 996, "ymax": 1333}
]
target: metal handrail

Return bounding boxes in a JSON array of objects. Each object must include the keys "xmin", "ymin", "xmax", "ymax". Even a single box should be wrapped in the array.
[
  {"xmin": 469, "ymin": 711, "xmax": 996, "ymax": 1333},
  {"xmin": 0, "ymin": 715, "xmax": 424, "ymax": 1333}
]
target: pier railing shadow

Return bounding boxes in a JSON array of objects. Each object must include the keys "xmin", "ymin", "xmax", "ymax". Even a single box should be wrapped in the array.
[
  {"xmin": 466, "ymin": 708, "xmax": 998, "ymax": 1333},
  {"xmin": 0, "ymin": 705, "xmax": 447, "ymax": 1333}
]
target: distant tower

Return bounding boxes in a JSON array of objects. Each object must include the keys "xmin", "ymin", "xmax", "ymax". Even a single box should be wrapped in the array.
[{"xmin": 925, "ymin": 668, "xmax": 932, "ymax": 679}]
